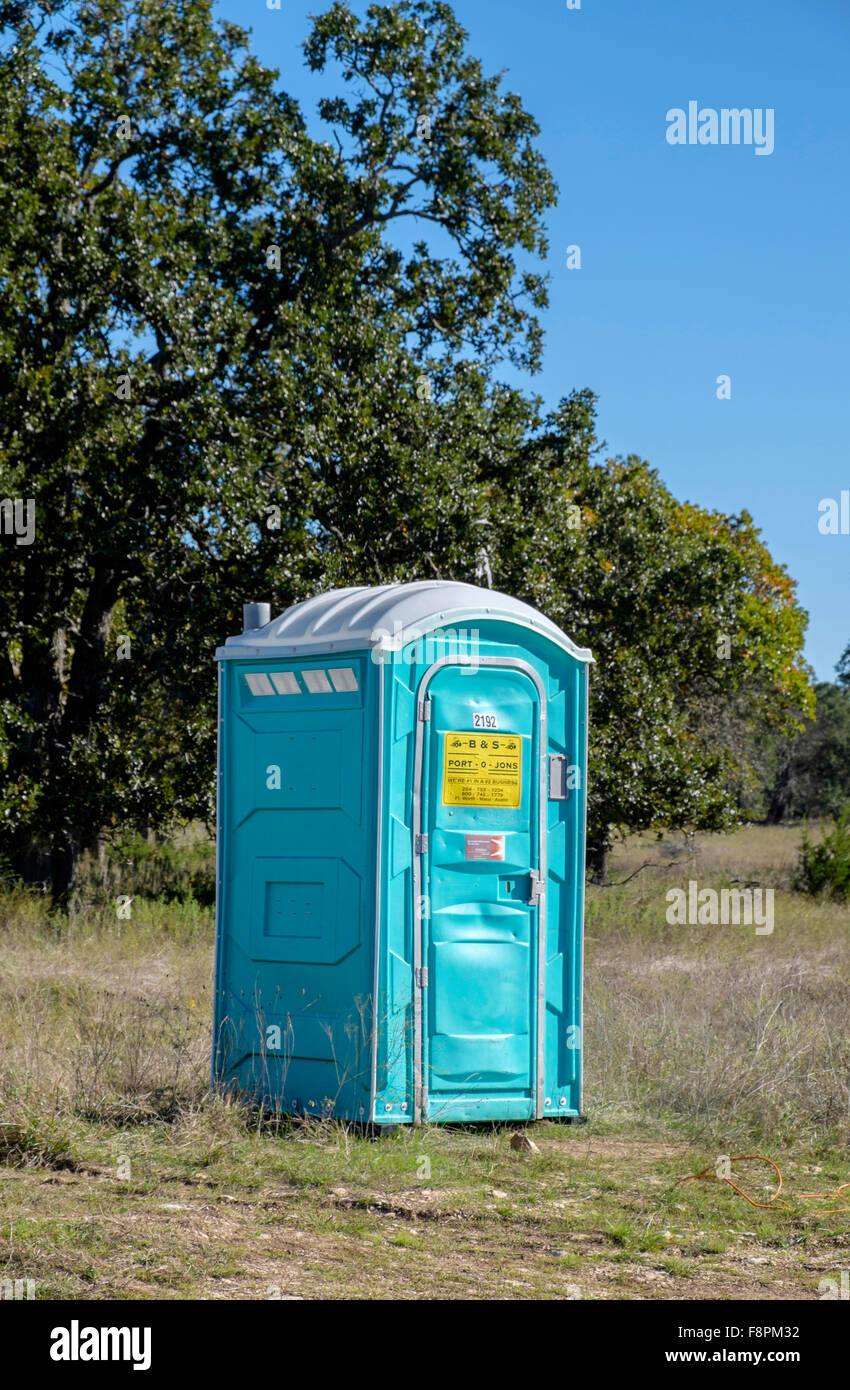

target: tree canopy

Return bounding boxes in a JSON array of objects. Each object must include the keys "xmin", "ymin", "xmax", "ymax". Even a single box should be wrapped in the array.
[
  {"xmin": 0, "ymin": 0, "xmax": 815, "ymax": 900},
  {"xmin": 0, "ymin": 0, "xmax": 555, "ymax": 896},
  {"xmin": 474, "ymin": 390, "xmax": 814, "ymax": 872}
]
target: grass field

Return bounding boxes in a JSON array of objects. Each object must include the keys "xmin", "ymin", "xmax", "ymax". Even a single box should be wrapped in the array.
[{"xmin": 1, "ymin": 824, "xmax": 848, "ymax": 1300}]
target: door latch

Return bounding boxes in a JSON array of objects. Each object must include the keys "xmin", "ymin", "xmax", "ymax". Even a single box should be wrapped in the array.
[{"xmin": 527, "ymin": 871, "xmax": 544, "ymax": 905}]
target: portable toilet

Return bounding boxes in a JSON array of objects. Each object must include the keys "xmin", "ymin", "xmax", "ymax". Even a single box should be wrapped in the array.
[{"xmin": 212, "ymin": 581, "xmax": 592, "ymax": 1125}]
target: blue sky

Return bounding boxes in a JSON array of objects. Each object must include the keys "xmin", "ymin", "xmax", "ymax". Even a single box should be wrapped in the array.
[{"xmin": 217, "ymin": 0, "xmax": 850, "ymax": 681}]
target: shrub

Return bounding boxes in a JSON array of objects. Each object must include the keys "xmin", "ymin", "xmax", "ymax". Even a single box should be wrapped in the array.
[
  {"xmin": 795, "ymin": 809, "xmax": 850, "ymax": 900},
  {"xmin": 75, "ymin": 833, "xmax": 216, "ymax": 908}
]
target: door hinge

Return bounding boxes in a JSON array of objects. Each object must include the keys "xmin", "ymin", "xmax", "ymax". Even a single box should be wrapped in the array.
[
  {"xmin": 415, "ymin": 966, "xmax": 429, "ymax": 989},
  {"xmin": 528, "ymin": 870, "xmax": 544, "ymax": 905},
  {"xmin": 415, "ymin": 832, "xmax": 428, "ymax": 855},
  {"xmin": 418, "ymin": 699, "xmax": 431, "ymax": 721},
  {"xmin": 421, "ymin": 1086, "xmax": 429, "ymax": 1113}
]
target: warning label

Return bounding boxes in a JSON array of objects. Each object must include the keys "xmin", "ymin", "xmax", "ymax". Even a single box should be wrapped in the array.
[
  {"xmin": 442, "ymin": 732, "xmax": 522, "ymax": 808},
  {"xmin": 465, "ymin": 834, "xmax": 506, "ymax": 860}
]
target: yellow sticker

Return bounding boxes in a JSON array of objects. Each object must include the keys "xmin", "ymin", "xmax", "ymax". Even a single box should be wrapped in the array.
[{"xmin": 442, "ymin": 732, "xmax": 522, "ymax": 808}]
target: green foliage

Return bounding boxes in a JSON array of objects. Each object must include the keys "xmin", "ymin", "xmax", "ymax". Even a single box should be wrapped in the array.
[
  {"xmin": 0, "ymin": 2, "xmax": 816, "ymax": 896},
  {"xmin": 764, "ymin": 683, "xmax": 850, "ymax": 823},
  {"xmin": 88, "ymin": 834, "xmax": 216, "ymax": 907},
  {"xmin": 0, "ymin": 0, "xmax": 555, "ymax": 897},
  {"xmin": 795, "ymin": 810, "xmax": 850, "ymax": 901},
  {"xmin": 485, "ymin": 392, "xmax": 815, "ymax": 865}
]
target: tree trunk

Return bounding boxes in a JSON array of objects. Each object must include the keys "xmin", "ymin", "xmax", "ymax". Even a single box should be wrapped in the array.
[
  {"xmin": 765, "ymin": 763, "xmax": 792, "ymax": 824},
  {"xmin": 586, "ymin": 838, "xmax": 609, "ymax": 885},
  {"xmin": 49, "ymin": 838, "xmax": 77, "ymax": 910},
  {"xmin": 9, "ymin": 560, "xmax": 122, "ymax": 908},
  {"xmin": 11, "ymin": 832, "xmax": 78, "ymax": 907}
]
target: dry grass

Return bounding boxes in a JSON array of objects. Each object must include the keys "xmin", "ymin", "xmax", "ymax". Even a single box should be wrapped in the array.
[
  {"xmin": 0, "ymin": 888, "xmax": 211, "ymax": 1133},
  {"xmin": 590, "ymin": 826, "xmax": 850, "ymax": 1149},
  {"xmin": 0, "ymin": 824, "xmax": 848, "ymax": 1299},
  {"xmin": 610, "ymin": 821, "xmax": 815, "ymax": 885}
]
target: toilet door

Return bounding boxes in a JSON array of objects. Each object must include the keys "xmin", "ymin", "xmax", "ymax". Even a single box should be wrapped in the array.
[{"xmin": 414, "ymin": 660, "xmax": 546, "ymax": 1121}]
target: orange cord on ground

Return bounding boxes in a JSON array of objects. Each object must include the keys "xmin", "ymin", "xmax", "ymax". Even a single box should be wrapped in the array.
[
  {"xmin": 674, "ymin": 1155, "xmax": 850, "ymax": 1214},
  {"xmin": 798, "ymin": 1181, "xmax": 850, "ymax": 1215}
]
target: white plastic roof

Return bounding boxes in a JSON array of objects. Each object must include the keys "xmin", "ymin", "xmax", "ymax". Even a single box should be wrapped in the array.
[{"xmin": 215, "ymin": 581, "xmax": 593, "ymax": 662}]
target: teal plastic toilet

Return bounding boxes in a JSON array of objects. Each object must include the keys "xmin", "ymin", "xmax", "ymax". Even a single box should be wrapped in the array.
[{"xmin": 212, "ymin": 582, "xmax": 591, "ymax": 1124}]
